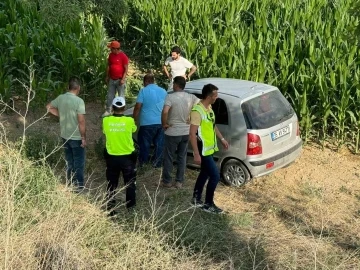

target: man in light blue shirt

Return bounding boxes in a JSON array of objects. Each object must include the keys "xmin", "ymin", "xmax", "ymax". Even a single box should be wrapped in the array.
[{"xmin": 133, "ymin": 74, "xmax": 167, "ymax": 167}]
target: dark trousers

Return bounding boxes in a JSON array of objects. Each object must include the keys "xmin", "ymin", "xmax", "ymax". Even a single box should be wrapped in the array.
[
  {"xmin": 62, "ymin": 138, "xmax": 85, "ymax": 189},
  {"xmin": 193, "ymin": 154, "xmax": 220, "ymax": 205},
  {"xmin": 138, "ymin": 124, "xmax": 164, "ymax": 167},
  {"xmin": 162, "ymin": 134, "xmax": 189, "ymax": 183},
  {"xmin": 104, "ymin": 150, "xmax": 137, "ymax": 209}
]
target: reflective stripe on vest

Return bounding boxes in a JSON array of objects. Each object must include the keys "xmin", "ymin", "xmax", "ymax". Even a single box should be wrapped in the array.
[{"xmin": 192, "ymin": 104, "xmax": 218, "ymax": 156}]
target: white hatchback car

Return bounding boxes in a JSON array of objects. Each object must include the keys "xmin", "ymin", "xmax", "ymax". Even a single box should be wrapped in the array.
[
  {"xmin": 125, "ymin": 78, "xmax": 302, "ymax": 187},
  {"xmin": 182, "ymin": 78, "xmax": 302, "ymax": 186}
]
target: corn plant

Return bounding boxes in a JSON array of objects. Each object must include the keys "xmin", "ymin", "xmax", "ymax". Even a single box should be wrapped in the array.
[
  {"xmin": 0, "ymin": 0, "xmax": 109, "ymax": 106},
  {"xmin": 121, "ymin": 0, "xmax": 359, "ymax": 147}
]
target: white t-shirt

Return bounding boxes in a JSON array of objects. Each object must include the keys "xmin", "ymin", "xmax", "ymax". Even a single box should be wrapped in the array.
[
  {"xmin": 164, "ymin": 91, "xmax": 199, "ymax": 136},
  {"xmin": 164, "ymin": 56, "xmax": 193, "ymax": 78}
]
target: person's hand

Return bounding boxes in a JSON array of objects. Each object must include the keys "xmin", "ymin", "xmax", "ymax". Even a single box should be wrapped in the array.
[
  {"xmin": 193, "ymin": 153, "xmax": 201, "ymax": 165},
  {"xmin": 120, "ymin": 78, "xmax": 126, "ymax": 85},
  {"xmin": 168, "ymin": 75, "xmax": 172, "ymax": 80},
  {"xmin": 163, "ymin": 124, "xmax": 170, "ymax": 130},
  {"xmin": 187, "ymin": 75, "xmax": 191, "ymax": 81},
  {"xmin": 221, "ymin": 139, "xmax": 229, "ymax": 150},
  {"xmin": 81, "ymin": 138, "xmax": 86, "ymax": 148}
]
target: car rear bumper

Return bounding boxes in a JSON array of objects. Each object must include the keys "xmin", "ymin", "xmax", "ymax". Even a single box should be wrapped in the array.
[{"xmin": 245, "ymin": 140, "xmax": 302, "ymax": 177}]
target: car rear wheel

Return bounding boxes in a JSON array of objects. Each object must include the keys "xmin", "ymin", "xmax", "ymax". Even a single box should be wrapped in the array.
[{"xmin": 221, "ymin": 159, "xmax": 250, "ymax": 187}]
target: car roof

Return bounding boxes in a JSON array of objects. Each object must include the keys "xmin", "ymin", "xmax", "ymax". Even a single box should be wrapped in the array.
[{"xmin": 185, "ymin": 78, "xmax": 278, "ymax": 99}]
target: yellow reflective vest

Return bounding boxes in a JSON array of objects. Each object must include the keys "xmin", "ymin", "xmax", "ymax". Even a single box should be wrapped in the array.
[
  {"xmin": 103, "ymin": 115, "xmax": 137, "ymax": 155},
  {"xmin": 192, "ymin": 104, "xmax": 218, "ymax": 156}
]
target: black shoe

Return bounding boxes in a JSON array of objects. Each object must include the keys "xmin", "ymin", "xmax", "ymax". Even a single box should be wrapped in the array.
[
  {"xmin": 190, "ymin": 197, "xmax": 204, "ymax": 208},
  {"xmin": 201, "ymin": 203, "xmax": 224, "ymax": 214}
]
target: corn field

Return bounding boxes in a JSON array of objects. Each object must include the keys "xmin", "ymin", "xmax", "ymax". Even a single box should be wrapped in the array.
[
  {"xmin": 124, "ymin": 0, "xmax": 360, "ymax": 148},
  {"xmin": 1, "ymin": 0, "xmax": 359, "ymax": 148},
  {"xmin": 0, "ymin": 0, "xmax": 109, "ymax": 106}
]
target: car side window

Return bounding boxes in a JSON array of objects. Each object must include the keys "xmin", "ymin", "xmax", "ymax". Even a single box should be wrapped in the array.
[
  {"xmin": 191, "ymin": 94, "xmax": 229, "ymax": 125},
  {"xmin": 212, "ymin": 98, "xmax": 229, "ymax": 125}
]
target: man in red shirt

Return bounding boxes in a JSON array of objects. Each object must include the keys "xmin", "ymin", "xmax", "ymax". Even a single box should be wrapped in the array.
[{"xmin": 103, "ymin": 40, "xmax": 129, "ymax": 117}]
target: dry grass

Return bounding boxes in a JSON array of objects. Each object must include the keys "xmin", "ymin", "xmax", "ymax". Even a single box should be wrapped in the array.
[
  {"xmin": 1, "ymin": 79, "xmax": 359, "ymax": 269},
  {"xmin": 0, "ymin": 144, "xmax": 226, "ymax": 269}
]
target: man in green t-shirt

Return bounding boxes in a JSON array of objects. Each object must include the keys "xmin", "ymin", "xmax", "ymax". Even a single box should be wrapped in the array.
[
  {"xmin": 46, "ymin": 76, "xmax": 86, "ymax": 191},
  {"xmin": 103, "ymin": 96, "xmax": 137, "ymax": 215}
]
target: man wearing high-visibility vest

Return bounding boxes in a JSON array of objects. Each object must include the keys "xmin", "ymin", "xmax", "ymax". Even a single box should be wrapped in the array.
[
  {"xmin": 103, "ymin": 97, "xmax": 137, "ymax": 215},
  {"xmin": 189, "ymin": 84, "xmax": 229, "ymax": 214}
]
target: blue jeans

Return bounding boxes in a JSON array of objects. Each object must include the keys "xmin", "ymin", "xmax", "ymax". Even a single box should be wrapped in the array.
[
  {"xmin": 62, "ymin": 138, "xmax": 85, "ymax": 189},
  {"xmin": 138, "ymin": 124, "xmax": 164, "ymax": 167},
  {"xmin": 193, "ymin": 154, "xmax": 220, "ymax": 205}
]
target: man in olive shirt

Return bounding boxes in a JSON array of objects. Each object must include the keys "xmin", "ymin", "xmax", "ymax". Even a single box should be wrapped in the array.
[
  {"xmin": 103, "ymin": 97, "xmax": 137, "ymax": 215},
  {"xmin": 46, "ymin": 76, "xmax": 86, "ymax": 191}
]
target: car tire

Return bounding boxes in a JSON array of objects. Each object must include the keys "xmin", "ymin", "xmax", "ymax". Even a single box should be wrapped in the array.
[{"xmin": 221, "ymin": 159, "xmax": 250, "ymax": 187}]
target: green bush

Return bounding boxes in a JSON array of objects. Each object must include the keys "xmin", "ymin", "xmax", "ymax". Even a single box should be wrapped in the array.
[{"xmin": 22, "ymin": 134, "xmax": 63, "ymax": 167}]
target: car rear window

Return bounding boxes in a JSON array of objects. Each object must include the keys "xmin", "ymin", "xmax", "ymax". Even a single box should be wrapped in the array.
[{"xmin": 241, "ymin": 90, "xmax": 294, "ymax": 129}]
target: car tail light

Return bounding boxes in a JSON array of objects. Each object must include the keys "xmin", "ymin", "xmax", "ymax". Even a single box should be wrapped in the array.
[
  {"xmin": 247, "ymin": 133, "xmax": 262, "ymax": 155},
  {"xmin": 296, "ymin": 121, "xmax": 300, "ymax": 137}
]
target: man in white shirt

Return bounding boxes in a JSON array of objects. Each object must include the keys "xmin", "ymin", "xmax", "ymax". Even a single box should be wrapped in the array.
[{"xmin": 163, "ymin": 46, "xmax": 197, "ymax": 91}]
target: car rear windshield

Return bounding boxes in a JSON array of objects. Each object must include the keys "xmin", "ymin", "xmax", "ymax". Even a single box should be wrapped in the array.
[{"xmin": 241, "ymin": 90, "xmax": 294, "ymax": 129}]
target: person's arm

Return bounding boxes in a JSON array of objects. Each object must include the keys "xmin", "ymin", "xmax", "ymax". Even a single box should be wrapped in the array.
[
  {"xmin": 187, "ymin": 65, "xmax": 197, "ymax": 80},
  {"xmin": 121, "ymin": 64, "xmax": 128, "ymax": 85},
  {"xmin": 215, "ymin": 125, "xmax": 229, "ymax": 150},
  {"xmin": 77, "ymin": 114, "xmax": 86, "ymax": 147},
  {"xmin": 106, "ymin": 57, "xmax": 110, "ymax": 83},
  {"xmin": 46, "ymin": 102, "xmax": 59, "ymax": 117},
  {"xmin": 162, "ymin": 105, "xmax": 171, "ymax": 130},
  {"xmin": 163, "ymin": 65, "xmax": 171, "ymax": 80},
  {"xmin": 131, "ymin": 118, "xmax": 137, "ymax": 133},
  {"xmin": 163, "ymin": 58, "xmax": 171, "ymax": 79},
  {"xmin": 133, "ymin": 102, "xmax": 142, "ymax": 125},
  {"xmin": 133, "ymin": 89, "xmax": 143, "ymax": 125},
  {"xmin": 190, "ymin": 124, "xmax": 201, "ymax": 165}
]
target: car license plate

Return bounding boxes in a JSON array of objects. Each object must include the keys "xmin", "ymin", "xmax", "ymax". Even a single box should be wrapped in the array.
[{"xmin": 271, "ymin": 125, "xmax": 290, "ymax": 141}]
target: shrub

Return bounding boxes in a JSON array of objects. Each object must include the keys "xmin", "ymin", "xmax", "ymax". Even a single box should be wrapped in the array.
[{"xmin": 22, "ymin": 133, "xmax": 63, "ymax": 167}]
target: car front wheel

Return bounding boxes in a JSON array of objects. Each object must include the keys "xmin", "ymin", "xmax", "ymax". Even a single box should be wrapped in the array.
[{"xmin": 221, "ymin": 159, "xmax": 250, "ymax": 187}]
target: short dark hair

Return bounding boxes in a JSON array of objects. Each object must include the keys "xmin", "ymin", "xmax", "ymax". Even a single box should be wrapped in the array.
[
  {"xmin": 68, "ymin": 76, "xmax": 81, "ymax": 91},
  {"xmin": 173, "ymin": 76, "xmax": 186, "ymax": 90},
  {"xmin": 202, "ymin": 84, "xmax": 218, "ymax": 99},
  {"xmin": 143, "ymin": 73, "xmax": 155, "ymax": 84},
  {"xmin": 171, "ymin": 46, "xmax": 181, "ymax": 54},
  {"xmin": 112, "ymin": 105, "xmax": 125, "ymax": 113}
]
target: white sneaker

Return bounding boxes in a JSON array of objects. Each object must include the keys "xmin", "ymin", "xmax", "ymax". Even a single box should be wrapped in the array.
[{"xmin": 102, "ymin": 111, "xmax": 111, "ymax": 117}]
